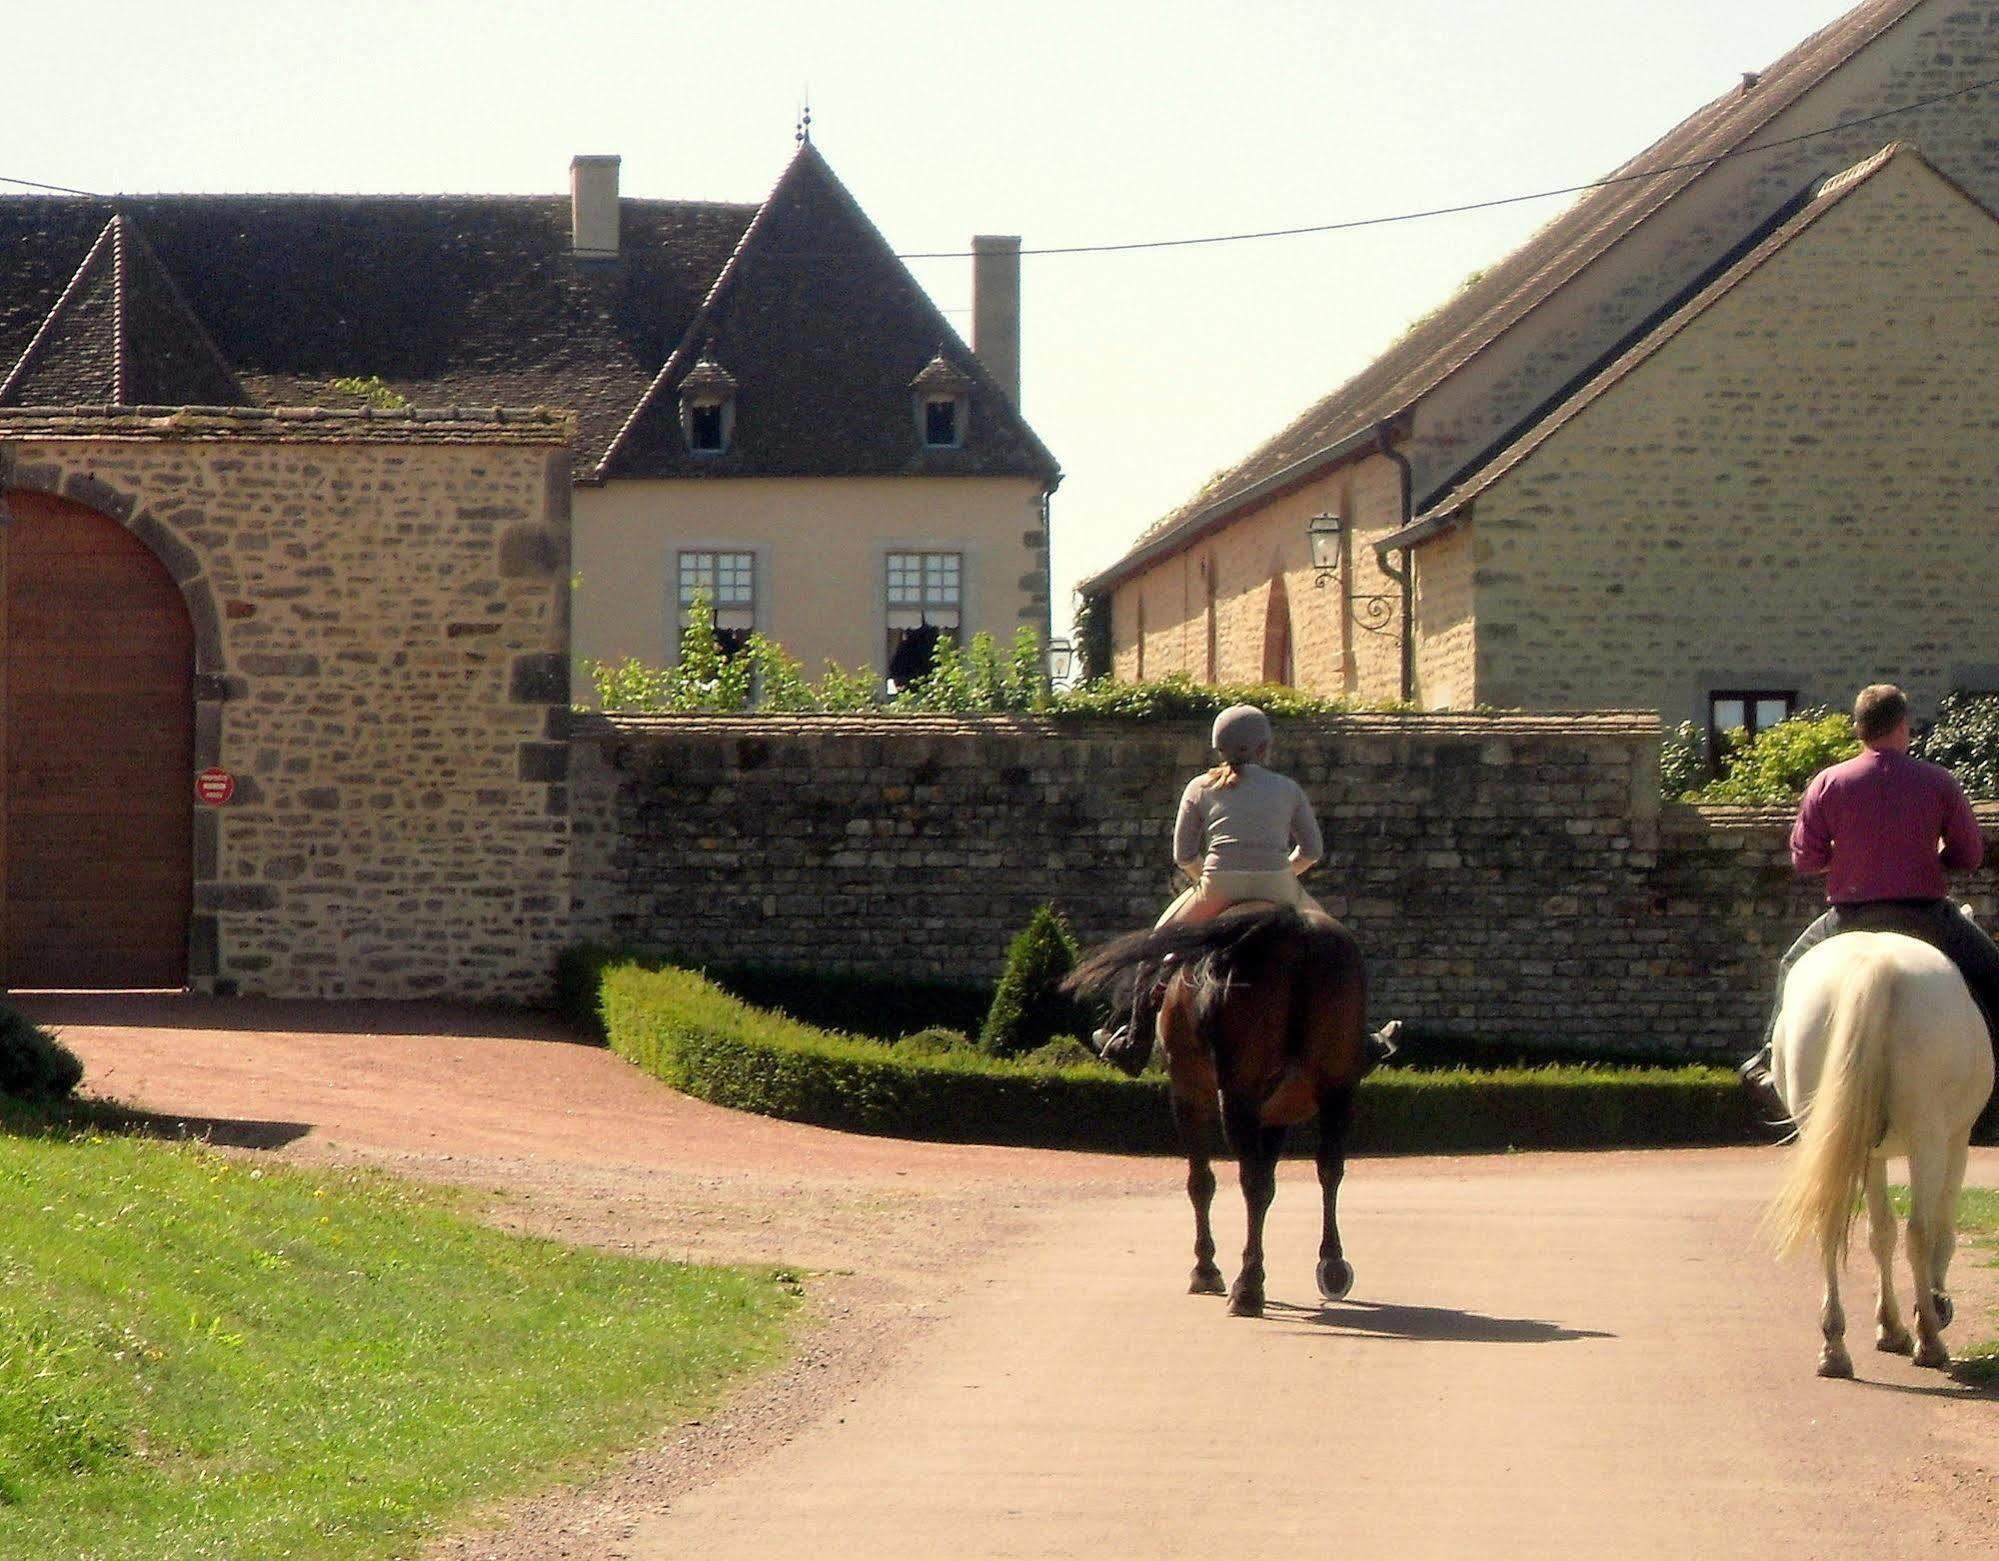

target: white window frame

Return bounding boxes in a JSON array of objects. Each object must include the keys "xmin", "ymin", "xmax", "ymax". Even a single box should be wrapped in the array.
[
  {"xmin": 677, "ymin": 548, "xmax": 757, "ymax": 656},
  {"xmin": 884, "ymin": 549, "xmax": 964, "ymax": 685}
]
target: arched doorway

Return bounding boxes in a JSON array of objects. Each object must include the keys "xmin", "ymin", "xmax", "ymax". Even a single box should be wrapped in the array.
[{"xmin": 2, "ymin": 490, "xmax": 193, "ymax": 987}]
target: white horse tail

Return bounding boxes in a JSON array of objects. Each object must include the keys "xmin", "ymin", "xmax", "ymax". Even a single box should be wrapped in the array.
[{"xmin": 1767, "ymin": 946, "xmax": 1896, "ymax": 1263}]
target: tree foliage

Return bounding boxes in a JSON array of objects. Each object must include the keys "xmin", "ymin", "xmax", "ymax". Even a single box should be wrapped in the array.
[
  {"xmin": 1686, "ymin": 708, "xmax": 1860, "ymax": 804},
  {"xmin": 1912, "ymin": 692, "xmax": 1999, "ymax": 800}
]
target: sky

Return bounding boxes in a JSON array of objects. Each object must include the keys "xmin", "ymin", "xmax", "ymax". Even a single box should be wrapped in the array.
[{"xmin": 8, "ymin": 0, "xmax": 1858, "ymax": 638}]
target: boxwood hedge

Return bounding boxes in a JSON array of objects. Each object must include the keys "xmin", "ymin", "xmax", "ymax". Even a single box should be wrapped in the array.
[{"xmin": 560, "ymin": 947, "xmax": 1770, "ymax": 1155}]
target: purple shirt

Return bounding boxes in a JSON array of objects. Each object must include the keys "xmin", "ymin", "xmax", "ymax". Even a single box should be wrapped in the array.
[{"xmin": 1790, "ymin": 747, "xmax": 1983, "ymax": 904}]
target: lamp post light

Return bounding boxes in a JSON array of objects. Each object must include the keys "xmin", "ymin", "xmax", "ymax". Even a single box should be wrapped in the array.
[
  {"xmin": 1045, "ymin": 637, "xmax": 1077, "ymax": 690},
  {"xmin": 1306, "ymin": 511, "xmax": 1397, "ymax": 635}
]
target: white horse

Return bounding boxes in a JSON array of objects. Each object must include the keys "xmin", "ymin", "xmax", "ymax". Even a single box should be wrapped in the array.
[{"xmin": 1766, "ymin": 931, "xmax": 1994, "ymax": 1377}]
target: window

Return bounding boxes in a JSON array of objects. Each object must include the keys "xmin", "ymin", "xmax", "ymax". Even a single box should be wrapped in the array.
[
  {"xmin": 923, "ymin": 397, "xmax": 963, "ymax": 448},
  {"xmin": 885, "ymin": 550, "xmax": 962, "ymax": 686},
  {"xmin": 1709, "ymin": 688, "xmax": 1795, "ymax": 750},
  {"xmin": 678, "ymin": 550, "xmax": 755, "ymax": 656},
  {"xmin": 689, "ymin": 403, "xmax": 726, "ymax": 453}
]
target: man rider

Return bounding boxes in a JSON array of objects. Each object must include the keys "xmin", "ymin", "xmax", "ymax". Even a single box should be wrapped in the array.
[{"xmin": 1741, "ymin": 684, "xmax": 1999, "ymax": 1120}]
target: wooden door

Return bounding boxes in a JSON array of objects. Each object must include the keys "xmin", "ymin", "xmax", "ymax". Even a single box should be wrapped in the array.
[{"xmin": 2, "ymin": 491, "xmax": 193, "ymax": 988}]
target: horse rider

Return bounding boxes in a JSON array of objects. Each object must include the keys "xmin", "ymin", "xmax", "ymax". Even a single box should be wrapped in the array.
[
  {"xmin": 1741, "ymin": 683, "xmax": 1999, "ymax": 1127},
  {"xmin": 1095, "ymin": 703, "xmax": 1393, "ymax": 1082}
]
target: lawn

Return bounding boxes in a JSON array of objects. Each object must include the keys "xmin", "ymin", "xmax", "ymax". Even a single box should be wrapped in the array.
[{"xmin": 0, "ymin": 1111, "xmax": 797, "ymax": 1559}]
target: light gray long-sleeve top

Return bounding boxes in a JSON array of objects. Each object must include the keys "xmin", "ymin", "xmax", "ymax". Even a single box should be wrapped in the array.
[{"xmin": 1173, "ymin": 764, "xmax": 1324, "ymax": 876}]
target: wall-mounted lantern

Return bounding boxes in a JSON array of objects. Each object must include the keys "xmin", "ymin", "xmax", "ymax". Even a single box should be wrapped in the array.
[
  {"xmin": 1045, "ymin": 637, "xmax": 1077, "ymax": 689},
  {"xmin": 1307, "ymin": 511, "xmax": 1397, "ymax": 635}
]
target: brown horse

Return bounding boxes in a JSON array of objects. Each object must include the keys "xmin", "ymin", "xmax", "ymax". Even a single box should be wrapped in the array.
[{"xmin": 1066, "ymin": 903, "xmax": 1374, "ymax": 1317}]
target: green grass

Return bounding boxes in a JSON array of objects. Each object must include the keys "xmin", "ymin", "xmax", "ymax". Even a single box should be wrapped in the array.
[
  {"xmin": 1948, "ymin": 1185, "xmax": 1999, "ymax": 1387},
  {"xmin": 0, "ymin": 1109, "xmax": 797, "ymax": 1559}
]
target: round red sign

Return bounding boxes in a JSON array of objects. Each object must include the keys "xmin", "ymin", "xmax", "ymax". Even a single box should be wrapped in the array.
[{"xmin": 194, "ymin": 767, "xmax": 237, "ymax": 806}]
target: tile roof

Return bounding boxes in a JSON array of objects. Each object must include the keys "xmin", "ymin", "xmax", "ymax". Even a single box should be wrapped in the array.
[
  {"xmin": 593, "ymin": 144, "xmax": 1058, "ymax": 482},
  {"xmin": 1092, "ymin": 0, "xmax": 1927, "ymax": 588},
  {"xmin": 0, "ymin": 147, "xmax": 1057, "ymax": 485},
  {"xmin": 0, "ymin": 405, "xmax": 574, "ymax": 444}
]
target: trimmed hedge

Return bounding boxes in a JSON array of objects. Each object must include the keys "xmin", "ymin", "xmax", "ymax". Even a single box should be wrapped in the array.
[{"xmin": 564, "ymin": 948, "xmax": 1769, "ymax": 1155}]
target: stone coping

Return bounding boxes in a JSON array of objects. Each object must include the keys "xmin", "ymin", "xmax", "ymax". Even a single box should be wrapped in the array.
[
  {"xmin": 575, "ymin": 709, "xmax": 1666, "ymax": 741},
  {"xmin": 0, "ymin": 405, "xmax": 576, "ymax": 445}
]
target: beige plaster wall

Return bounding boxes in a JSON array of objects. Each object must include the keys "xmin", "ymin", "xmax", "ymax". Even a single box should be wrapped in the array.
[
  {"xmin": 1, "ymin": 414, "xmax": 572, "ymax": 1000},
  {"xmin": 1411, "ymin": 523, "xmax": 1476, "ymax": 710},
  {"xmin": 1464, "ymin": 153, "xmax": 1999, "ymax": 722},
  {"xmin": 572, "ymin": 475, "xmax": 1049, "ymax": 688}
]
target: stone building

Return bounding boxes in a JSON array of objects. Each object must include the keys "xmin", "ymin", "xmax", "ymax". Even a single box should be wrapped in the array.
[
  {"xmin": 0, "ymin": 139, "xmax": 1059, "ymax": 698},
  {"xmin": 1082, "ymin": 0, "xmax": 1999, "ymax": 743},
  {"xmin": 0, "ymin": 410, "xmax": 572, "ymax": 998}
]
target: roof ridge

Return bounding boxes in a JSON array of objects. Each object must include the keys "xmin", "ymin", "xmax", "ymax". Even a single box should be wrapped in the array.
[
  {"xmin": 1412, "ymin": 138, "xmax": 1974, "ymax": 529},
  {"xmin": 106, "ymin": 214, "xmax": 251, "ymax": 408},
  {"xmin": 0, "ymin": 217, "xmax": 118, "ymax": 404},
  {"xmin": 588, "ymin": 145, "xmax": 808, "ymax": 478}
]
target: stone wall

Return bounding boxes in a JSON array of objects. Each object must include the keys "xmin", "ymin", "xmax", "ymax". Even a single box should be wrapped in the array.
[
  {"xmin": 0, "ymin": 408, "xmax": 575, "ymax": 1000},
  {"xmin": 571, "ymin": 710, "xmax": 1999, "ymax": 1055}
]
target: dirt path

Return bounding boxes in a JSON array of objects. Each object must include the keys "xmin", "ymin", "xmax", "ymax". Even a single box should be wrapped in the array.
[{"xmin": 27, "ymin": 994, "xmax": 1999, "ymax": 1559}]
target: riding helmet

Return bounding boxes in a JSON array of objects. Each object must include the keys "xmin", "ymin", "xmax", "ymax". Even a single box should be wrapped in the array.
[{"xmin": 1211, "ymin": 704, "xmax": 1274, "ymax": 761}]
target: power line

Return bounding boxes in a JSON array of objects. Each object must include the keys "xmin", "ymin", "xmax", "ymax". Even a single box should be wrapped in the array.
[
  {"xmin": 896, "ymin": 73, "xmax": 1999, "ymax": 260},
  {"xmin": 3, "ymin": 71, "xmax": 1992, "ymax": 257}
]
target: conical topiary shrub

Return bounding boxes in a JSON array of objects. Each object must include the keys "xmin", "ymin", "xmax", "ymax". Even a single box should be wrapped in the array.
[{"xmin": 979, "ymin": 905, "xmax": 1090, "ymax": 1059}]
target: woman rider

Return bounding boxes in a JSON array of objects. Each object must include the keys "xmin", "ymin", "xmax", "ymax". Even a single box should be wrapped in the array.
[{"xmin": 1094, "ymin": 703, "xmax": 1353, "ymax": 1072}]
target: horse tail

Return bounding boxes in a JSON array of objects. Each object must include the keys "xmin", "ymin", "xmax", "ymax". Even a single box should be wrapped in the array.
[{"xmin": 1766, "ymin": 945, "xmax": 1896, "ymax": 1263}]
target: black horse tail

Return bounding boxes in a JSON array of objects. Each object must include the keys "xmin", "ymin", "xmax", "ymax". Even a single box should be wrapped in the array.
[{"xmin": 1063, "ymin": 903, "xmax": 1310, "ymax": 1012}]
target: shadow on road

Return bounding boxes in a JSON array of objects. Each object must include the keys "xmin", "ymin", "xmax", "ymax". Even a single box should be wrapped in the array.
[
  {"xmin": 1264, "ymin": 1296, "xmax": 1615, "ymax": 1344},
  {"xmin": 12, "ymin": 990, "xmax": 595, "ymax": 1046},
  {"xmin": 88, "ymin": 1103, "xmax": 316, "ymax": 1150}
]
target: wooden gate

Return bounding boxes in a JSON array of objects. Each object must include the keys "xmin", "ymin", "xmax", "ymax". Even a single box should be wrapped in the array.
[{"xmin": 2, "ymin": 491, "xmax": 193, "ymax": 988}]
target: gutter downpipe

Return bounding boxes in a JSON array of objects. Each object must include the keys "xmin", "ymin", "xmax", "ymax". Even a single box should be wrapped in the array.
[{"xmin": 1372, "ymin": 419, "xmax": 1415, "ymax": 703}]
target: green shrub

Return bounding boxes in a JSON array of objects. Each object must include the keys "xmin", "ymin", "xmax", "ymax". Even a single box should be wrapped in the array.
[
  {"xmin": 978, "ymin": 905, "xmax": 1089, "ymax": 1058},
  {"xmin": 0, "ymin": 1007, "xmax": 82, "ymax": 1100},
  {"xmin": 569, "ymin": 947, "xmax": 1766, "ymax": 1154},
  {"xmin": 895, "ymin": 1027, "xmax": 975, "ymax": 1057},
  {"xmin": 1659, "ymin": 720, "xmax": 1709, "ymax": 799},
  {"xmin": 1913, "ymin": 692, "xmax": 1999, "ymax": 799},
  {"xmin": 1688, "ymin": 708, "xmax": 1858, "ymax": 803},
  {"xmin": 598, "ymin": 961, "xmax": 1169, "ymax": 1151}
]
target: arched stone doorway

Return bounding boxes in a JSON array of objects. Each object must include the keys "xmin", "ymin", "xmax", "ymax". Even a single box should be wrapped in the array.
[{"xmin": 2, "ymin": 490, "xmax": 193, "ymax": 987}]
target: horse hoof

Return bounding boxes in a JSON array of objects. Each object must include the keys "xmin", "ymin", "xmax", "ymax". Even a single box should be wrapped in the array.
[
  {"xmin": 1317, "ymin": 1259, "xmax": 1355, "ymax": 1302},
  {"xmin": 1876, "ymin": 1328, "xmax": 1913, "ymax": 1356},
  {"xmin": 1227, "ymin": 1285, "xmax": 1264, "ymax": 1318},
  {"xmin": 1934, "ymin": 1293, "xmax": 1955, "ymax": 1330},
  {"xmin": 1189, "ymin": 1268, "xmax": 1227, "ymax": 1297},
  {"xmin": 1817, "ymin": 1350, "xmax": 1854, "ymax": 1379},
  {"xmin": 1915, "ymin": 1340, "xmax": 1950, "ymax": 1370}
]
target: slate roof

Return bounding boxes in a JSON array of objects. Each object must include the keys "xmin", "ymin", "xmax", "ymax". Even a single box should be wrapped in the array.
[
  {"xmin": 1087, "ymin": 0, "xmax": 1926, "ymax": 590},
  {"xmin": 595, "ymin": 143, "xmax": 1057, "ymax": 482},
  {"xmin": 0, "ymin": 146, "xmax": 1057, "ymax": 484}
]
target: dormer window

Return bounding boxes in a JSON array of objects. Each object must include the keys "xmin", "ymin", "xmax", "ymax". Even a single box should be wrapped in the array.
[
  {"xmin": 678, "ymin": 354, "xmax": 737, "ymax": 457},
  {"xmin": 910, "ymin": 349, "xmax": 973, "ymax": 450}
]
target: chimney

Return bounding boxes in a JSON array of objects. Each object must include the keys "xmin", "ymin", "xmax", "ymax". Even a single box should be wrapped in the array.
[
  {"xmin": 971, "ymin": 234, "xmax": 1021, "ymax": 408},
  {"xmin": 570, "ymin": 154, "xmax": 621, "ymax": 259}
]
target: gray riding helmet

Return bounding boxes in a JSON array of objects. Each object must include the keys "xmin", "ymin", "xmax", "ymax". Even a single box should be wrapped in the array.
[{"xmin": 1211, "ymin": 704, "xmax": 1274, "ymax": 762}]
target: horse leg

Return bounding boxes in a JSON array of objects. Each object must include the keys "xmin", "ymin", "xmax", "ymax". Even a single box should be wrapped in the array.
[
  {"xmin": 1905, "ymin": 1136, "xmax": 1961, "ymax": 1369},
  {"xmin": 1224, "ymin": 1096, "xmax": 1281, "ymax": 1318},
  {"xmin": 1816, "ymin": 1239, "xmax": 1853, "ymax": 1379},
  {"xmin": 1315, "ymin": 1085, "xmax": 1357, "ymax": 1302},
  {"xmin": 1862, "ymin": 1157, "xmax": 1911, "ymax": 1354},
  {"xmin": 1175, "ymin": 1097, "xmax": 1226, "ymax": 1296}
]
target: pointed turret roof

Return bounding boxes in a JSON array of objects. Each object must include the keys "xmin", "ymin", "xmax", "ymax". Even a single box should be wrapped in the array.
[
  {"xmin": 592, "ymin": 142, "xmax": 1057, "ymax": 481},
  {"xmin": 0, "ymin": 214, "xmax": 246, "ymax": 407}
]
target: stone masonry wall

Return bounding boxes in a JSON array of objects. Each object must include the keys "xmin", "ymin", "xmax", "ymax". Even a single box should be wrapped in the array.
[
  {"xmin": 1, "ymin": 410, "xmax": 574, "ymax": 1000},
  {"xmin": 572, "ymin": 710, "xmax": 1999, "ymax": 1055}
]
